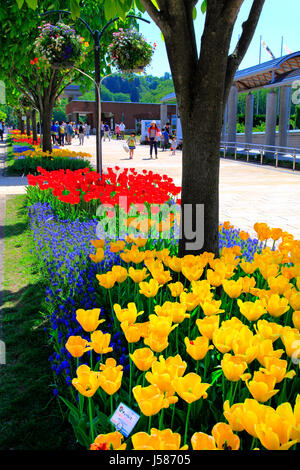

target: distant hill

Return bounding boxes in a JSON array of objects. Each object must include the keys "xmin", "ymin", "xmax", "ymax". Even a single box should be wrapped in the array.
[{"xmin": 77, "ymin": 73, "xmax": 175, "ymax": 104}]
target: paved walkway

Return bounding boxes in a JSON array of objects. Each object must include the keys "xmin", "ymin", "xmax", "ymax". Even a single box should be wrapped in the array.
[
  {"xmin": 1, "ymin": 136, "xmax": 300, "ymax": 238},
  {"xmin": 0, "ymin": 139, "xmax": 27, "ymax": 195},
  {"xmin": 67, "ymin": 136, "xmax": 300, "ymax": 239}
]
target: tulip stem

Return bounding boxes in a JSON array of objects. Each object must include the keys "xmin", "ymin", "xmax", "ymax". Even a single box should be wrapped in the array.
[
  {"xmin": 159, "ymin": 407, "xmax": 164, "ymax": 430},
  {"xmin": 110, "ymin": 395, "xmax": 114, "ymax": 417},
  {"xmin": 129, "ymin": 344, "xmax": 133, "ymax": 403},
  {"xmin": 148, "ymin": 415, "xmax": 152, "ymax": 434},
  {"xmin": 184, "ymin": 403, "xmax": 191, "ymax": 445},
  {"xmin": 171, "ymin": 404, "xmax": 175, "ymax": 430},
  {"xmin": 88, "ymin": 398, "xmax": 95, "ymax": 443}
]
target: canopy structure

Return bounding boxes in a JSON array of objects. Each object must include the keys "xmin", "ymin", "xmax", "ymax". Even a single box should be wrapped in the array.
[{"xmin": 161, "ymin": 52, "xmax": 300, "ymax": 151}]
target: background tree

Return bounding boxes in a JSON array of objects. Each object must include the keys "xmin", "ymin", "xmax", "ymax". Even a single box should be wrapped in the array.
[{"xmin": 2, "ymin": 0, "xmax": 132, "ymax": 151}]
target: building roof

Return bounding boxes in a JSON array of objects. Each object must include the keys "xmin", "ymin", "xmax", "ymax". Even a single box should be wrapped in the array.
[{"xmin": 161, "ymin": 51, "xmax": 300, "ymax": 101}]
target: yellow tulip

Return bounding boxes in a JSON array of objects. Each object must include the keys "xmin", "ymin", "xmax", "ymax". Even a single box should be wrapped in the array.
[
  {"xmin": 130, "ymin": 347, "xmax": 157, "ymax": 371},
  {"xmin": 113, "ymin": 302, "xmax": 143, "ymax": 324},
  {"xmin": 120, "ymin": 321, "xmax": 143, "ymax": 343},
  {"xmin": 165, "ymin": 355, "xmax": 187, "ymax": 378},
  {"xmin": 72, "ymin": 365, "xmax": 99, "ymax": 397},
  {"xmin": 96, "ymin": 272, "xmax": 117, "ymax": 289},
  {"xmin": 148, "ymin": 314, "xmax": 178, "ymax": 337},
  {"xmin": 139, "ymin": 278, "xmax": 161, "ymax": 298},
  {"xmin": 172, "ymin": 373, "xmax": 210, "ymax": 404},
  {"xmin": 132, "ymin": 428, "xmax": 188, "ymax": 450},
  {"xmin": 111, "ymin": 265, "xmax": 128, "ymax": 283},
  {"xmin": 65, "ymin": 336, "xmax": 92, "ymax": 358},
  {"xmin": 90, "ymin": 330, "xmax": 113, "ymax": 354},
  {"xmin": 76, "ymin": 308, "xmax": 104, "ymax": 332},
  {"xmin": 223, "ymin": 279, "xmax": 243, "ymax": 299},
  {"xmin": 132, "ymin": 237, "xmax": 147, "ymax": 248},
  {"xmin": 182, "ymin": 265, "xmax": 204, "ymax": 282},
  {"xmin": 232, "ymin": 326, "xmax": 257, "ymax": 364},
  {"xmin": 90, "ymin": 239, "xmax": 105, "ymax": 249},
  {"xmin": 109, "ymin": 240, "xmax": 126, "ymax": 253},
  {"xmin": 221, "ymin": 353, "xmax": 249, "ymax": 382},
  {"xmin": 255, "ymin": 421, "xmax": 297, "ymax": 451},
  {"xmin": 212, "ymin": 422, "xmax": 240, "ymax": 450},
  {"xmin": 223, "ymin": 401, "xmax": 245, "ymax": 432},
  {"xmin": 254, "ymin": 319, "xmax": 282, "ymax": 342},
  {"xmin": 167, "ymin": 282, "xmax": 184, "ymax": 297},
  {"xmin": 239, "ymin": 261, "xmax": 257, "ymax": 275},
  {"xmin": 191, "ymin": 423, "xmax": 240, "ymax": 450},
  {"xmin": 206, "ymin": 269, "xmax": 225, "ymax": 287},
  {"xmin": 144, "ymin": 333, "xmax": 169, "ymax": 353},
  {"xmin": 184, "ymin": 336, "xmax": 214, "ymax": 361},
  {"xmin": 200, "ymin": 299, "xmax": 224, "ymax": 316},
  {"xmin": 179, "ymin": 292, "xmax": 201, "ymax": 311},
  {"xmin": 196, "ymin": 315, "xmax": 220, "ymax": 340},
  {"xmin": 155, "ymin": 301, "xmax": 189, "ymax": 323},
  {"xmin": 281, "ymin": 330, "xmax": 300, "ymax": 360},
  {"xmin": 258, "ymin": 263, "xmax": 279, "ymax": 280},
  {"xmin": 292, "ymin": 311, "xmax": 300, "ymax": 330},
  {"xmin": 90, "ymin": 431, "xmax": 126, "ymax": 450},
  {"xmin": 289, "ymin": 292, "xmax": 300, "ymax": 311},
  {"xmin": 89, "ymin": 248, "xmax": 105, "ymax": 263},
  {"xmin": 246, "ymin": 371, "xmax": 279, "ymax": 403},
  {"xmin": 128, "ymin": 266, "xmax": 149, "ymax": 283},
  {"xmin": 99, "ymin": 362, "xmax": 123, "ymax": 395},
  {"xmin": 151, "ymin": 268, "xmax": 172, "ymax": 285},
  {"xmin": 212, "ymin": 327, "xmax": 238, "ymax": 354},
  {"xmin": 253, "ymin": 337, "xmax": 284, "ymax": 366},
  {"xmin": 133, "ymin": 384, "xmax": 170, "ymax": 416},
  {"xmin": 241, "ymin": 276, "xmax": 256, "ymax": 293},
  {"xmin": 145, "ymin": 356, "xmax": 175, "ymax": 393},
  {"xmin": 267, "ymin": 275, "xmax": 290, "ymax": 295},
  {"xmin": 165, "ymin": 256, "xmax": 182, "ymax": 273},
  {"xmin": 237, "ymin": 299, "xmax": 267, "ymax": 322},
  {"xmin": 259, "ymin": 356, "xmax": 296, "ymax": 383}
]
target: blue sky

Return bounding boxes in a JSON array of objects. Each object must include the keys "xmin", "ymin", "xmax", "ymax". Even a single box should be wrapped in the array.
[{"xmin": 139, "ymin": 0, "xmax": 300, "ymax": 77}]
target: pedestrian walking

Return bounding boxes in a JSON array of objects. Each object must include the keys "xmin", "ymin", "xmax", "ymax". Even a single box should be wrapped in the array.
[
  {"xmin": 171, "ymin": 136, "xmax": 177, "ymax": 155},
  {"xmin": 58, "ymin": 121, "xmax": 65, "ymax": 146},
  {"xmin": 85, "ymin": 123, "xmax": 90, "ymax": 139},
  {"xmin": 78, "ymin": 122, "xmax": 85, "ymax": 145},
  {"xmin": 119, "ymin": 122, "xmax": 125, "ymax": 140},
  {"xmin": 127, "ymin": 132, "xmax": 136, "ymax": 160},
  {"xmin": 115, "ymin": 123, "xmax": 120, "ymax": 140},
  {"xmin": 104, "ymin": 123, "xmax": 110, "ymax": 141},
  {"xmin": 51, "ymin": 121, "xmax": 58, "ymax": 144},
  {"xmin": 147, "ymin": 120, "xmax": 161, "ymax": 159},
  {"xmin": 161, "ymin": 127, "xmax": 170, "ymax": 151}
]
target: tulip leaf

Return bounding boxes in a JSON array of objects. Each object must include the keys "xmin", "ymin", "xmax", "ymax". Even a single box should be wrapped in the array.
[{"xmin": 59, "ymin": 395, "xmax": 80, "ymax": 419}]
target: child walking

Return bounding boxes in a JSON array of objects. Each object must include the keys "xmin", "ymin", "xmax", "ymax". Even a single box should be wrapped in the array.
[
  {"xmin": 127, "ymin": 132, "xmax": 136, "ymax": 159},
  {"xmin": 171, "ymin": 136, "xmax": 177, "ymax": 155}
]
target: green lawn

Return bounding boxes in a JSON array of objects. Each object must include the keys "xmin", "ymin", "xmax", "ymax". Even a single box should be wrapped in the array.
[{"xmin": 0, "ymin": 195, "xmax": 75, "ymax": 450}]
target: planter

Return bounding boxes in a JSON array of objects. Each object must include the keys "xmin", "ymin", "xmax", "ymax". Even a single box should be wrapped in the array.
[
  {"xmin": 108, "ymin": 29, "xmax": 155, "ymax": 75},
  {"xmin": 34, "ymin": 22, "xmax": 88, "ymax": 69}
]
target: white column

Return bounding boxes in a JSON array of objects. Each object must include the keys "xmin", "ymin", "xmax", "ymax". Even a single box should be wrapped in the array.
[
  {"xmin": 245, "ymin": 92, "xmax": 254, "ymax": 144},
  {"xmin": 279, "ymin": 86, "xmax": 291, "ymax": 149},
  {"xmin": 227, "ymin": 86, "xmax": 238, "ymax": 149},
  {"xmin": 160, "ymin": 103, "xmax": 168, "ymax": 128},
  {"xmin": 265, "ymin": 90, "xmax": 277, "ymax": 156}
]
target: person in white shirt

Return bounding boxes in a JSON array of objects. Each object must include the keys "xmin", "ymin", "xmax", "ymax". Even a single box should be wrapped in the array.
[{"xmin": 119, "ymin": 122, "xmax": 125, "ymax": 140}]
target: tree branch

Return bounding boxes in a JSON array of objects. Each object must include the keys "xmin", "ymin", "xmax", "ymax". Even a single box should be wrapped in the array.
[
  {"xmin": 224, "ymin": 0, "xmax": 265, "ymax": 102},
  {"xmin": 140, "ymin": 0, "xmax": 164, "ymax": 28}
]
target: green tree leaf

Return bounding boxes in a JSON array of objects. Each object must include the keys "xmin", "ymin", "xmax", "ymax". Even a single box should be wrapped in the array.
[
  {"xmin": 201, "ymin": 0, "xmax": 207, "ymax": 14},
  {"xmin": 70, "ymin": 0, "xmax": 81, "ymax": 20},
  {"xmin": 193, "ymin": 6, "xmax": 197, "ymax": 20},
  {"xmin": 25, "ymin": 0, "xmax": 38, "ymax": 8},
  {"xmin": 16, "ymin": 0, "xmax": 24, "ymax": 7}
]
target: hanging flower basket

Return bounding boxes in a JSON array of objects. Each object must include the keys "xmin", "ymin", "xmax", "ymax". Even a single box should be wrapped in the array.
[
  {"xmin": 34, "ymin": 22, "xmax": 89, "ymax": 69},
  {"xmin": 108, "ymin": 28, "xmax": 156, "ymax": 74}
]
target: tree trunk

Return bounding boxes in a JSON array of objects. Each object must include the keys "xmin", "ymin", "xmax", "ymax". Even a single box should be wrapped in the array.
[
  {"xmin": 26, "ymin": 110, "xmax": 31, "ymax": 136},
  {"xmin": 178, "ymin": 108, "xmax": 222, "ymax": 257},
  {"xmin": 19, "ymin": 114, "xmax": 25, "ymax": 134},
  {"xmin": 41, "ymin": 105, "xmax": 52, "ymax": 152},
  {"xmin": 32, "ymin": 108, "xmax": 38, "ymax": 144}
]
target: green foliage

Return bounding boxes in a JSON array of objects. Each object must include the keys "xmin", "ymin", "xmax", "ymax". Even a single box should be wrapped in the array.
[
  {"xmin": 0, "ymin": 110, "xmax": 7, "ymax": 121},
  {"xmin": 8, "ymin": 154, "xmax": 93, "ymax": 176},
  {"xmin": 295, "ymin": 105, "xmax": 300, "ymax": 129}
]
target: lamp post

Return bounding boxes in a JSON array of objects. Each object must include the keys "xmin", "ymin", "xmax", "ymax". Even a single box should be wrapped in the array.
[{"xmin": 41, "ymin": 10, "xmax": 150, "ymax": 177}]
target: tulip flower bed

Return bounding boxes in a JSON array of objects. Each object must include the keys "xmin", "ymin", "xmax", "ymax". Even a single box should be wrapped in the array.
[
  {"xmin": 10, "ymin": 149, "xmax": 93, "ymax": 175},
  {"xmin": 27, "ymin": 194, "xmax": 300, "ymax": 451},
  {"xmin": 27, "ymin": 167, "xmax": 181, "ymax": 221}
]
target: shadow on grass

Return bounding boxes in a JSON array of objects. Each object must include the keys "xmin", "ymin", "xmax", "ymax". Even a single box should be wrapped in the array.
[{"xmin": 0, "ymin": 281, "xmax": 76, "ymax": 450}]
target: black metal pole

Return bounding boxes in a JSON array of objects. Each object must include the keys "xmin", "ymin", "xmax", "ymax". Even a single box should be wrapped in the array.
[{"xmin": 94, "ymin": 30, "xmax": 102, "ymax": 176}]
